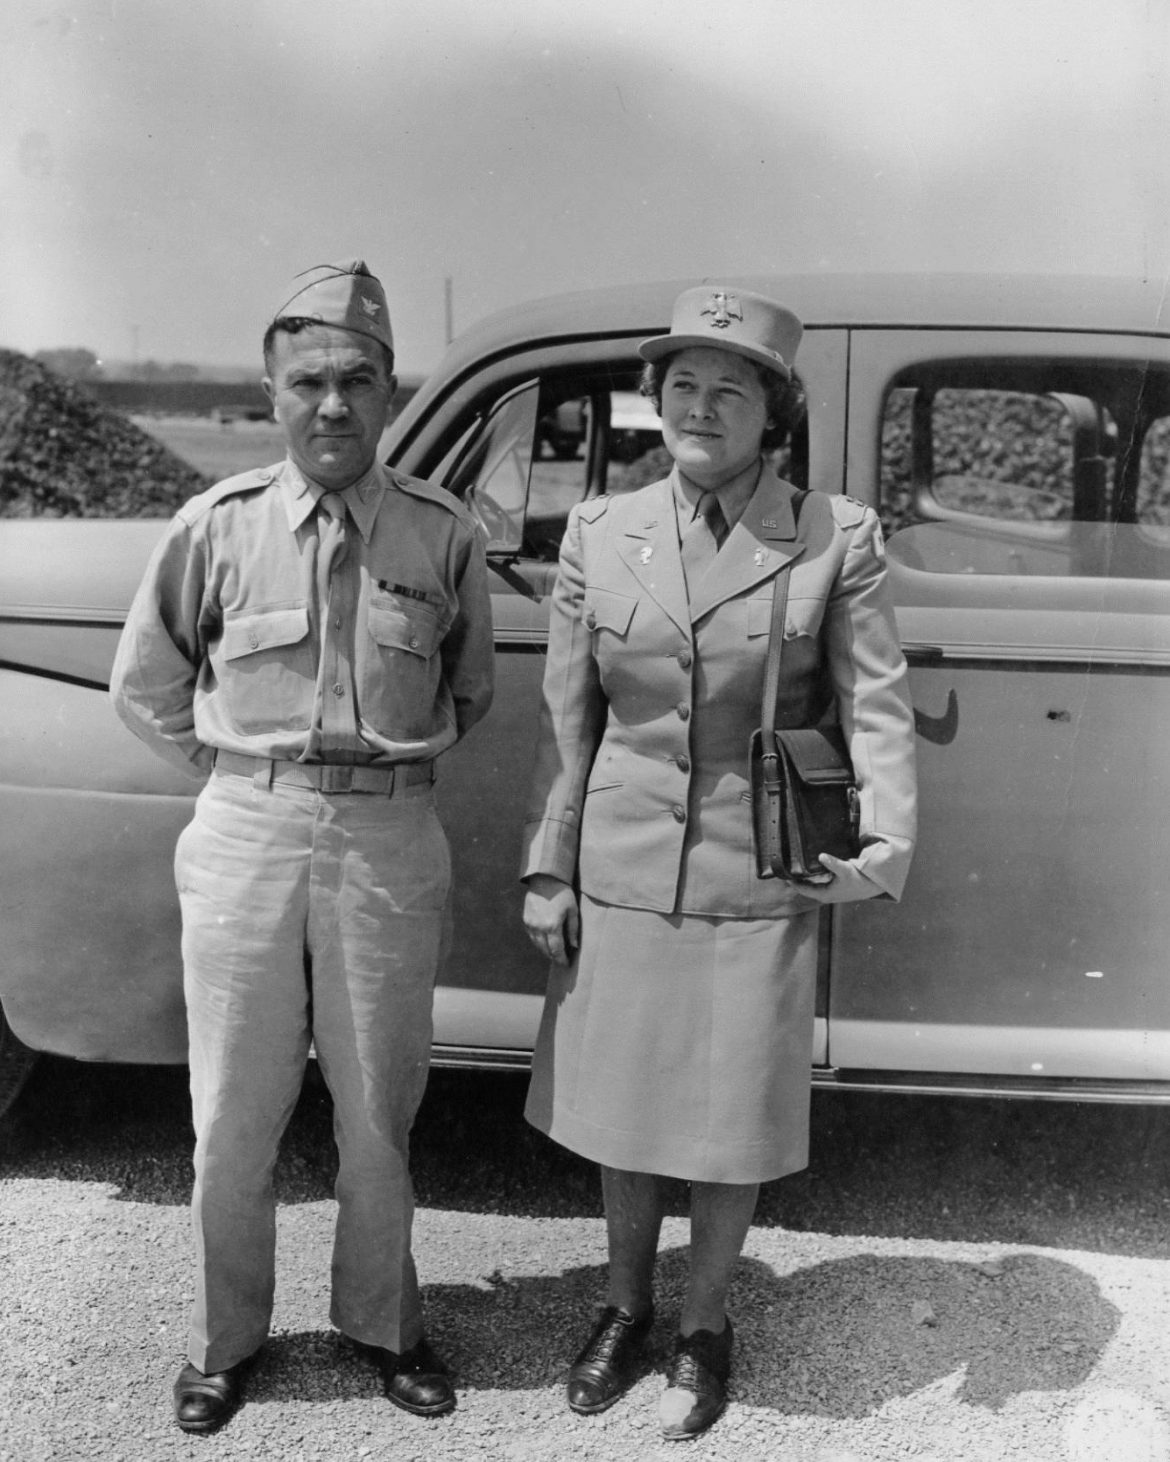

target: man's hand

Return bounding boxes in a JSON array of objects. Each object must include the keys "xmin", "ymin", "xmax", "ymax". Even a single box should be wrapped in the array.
[{"xmin": 522, "ymin": 875, "xmax": 580, "ymax": 966}]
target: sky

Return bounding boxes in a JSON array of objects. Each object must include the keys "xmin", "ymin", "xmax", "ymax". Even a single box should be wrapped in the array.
[{"xmin": 3, "ymin": 0, "xmax": 1168, "ymax": 376}]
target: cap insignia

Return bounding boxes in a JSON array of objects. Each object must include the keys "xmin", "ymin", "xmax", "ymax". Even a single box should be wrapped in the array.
[
  {"xmin": 359, "ymin": 294, "xmax": 382, "ymax": 318},
  {"xmin": 700, "ymin": 291, "xmax": 743, "ymax": 330}
]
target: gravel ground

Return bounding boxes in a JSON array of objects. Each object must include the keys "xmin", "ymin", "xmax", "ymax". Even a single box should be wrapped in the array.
[{"xmin": 3, "ymin": 1061, "xmax": 1170, "ymax": 1461}]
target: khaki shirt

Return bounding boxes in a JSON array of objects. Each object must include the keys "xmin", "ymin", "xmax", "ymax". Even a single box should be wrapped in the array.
[{"xmin": 111, "ymin": 458, "xmax": 494, "ymax": 778}]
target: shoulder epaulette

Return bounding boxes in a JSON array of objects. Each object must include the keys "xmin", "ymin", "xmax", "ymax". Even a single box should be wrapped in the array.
[
  {"xmin": 176, "ymin": 464, "xmax": 281, "ymax": 525},
  {"xmin": 828, "ymin": 493, "xmax": 873, "ymax": 530},
  {"xmin": 387, "ymin": 469, "xmax": 476, "ymax": 527},
  {"xmin": 575, "ymin": 495, "xmax": 611, "ymax": 524}
]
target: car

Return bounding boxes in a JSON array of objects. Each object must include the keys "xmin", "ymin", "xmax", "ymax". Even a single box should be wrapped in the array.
[{"xmin": 3, "ymin": 271, "xmax": 1170, "ymax": 1113}]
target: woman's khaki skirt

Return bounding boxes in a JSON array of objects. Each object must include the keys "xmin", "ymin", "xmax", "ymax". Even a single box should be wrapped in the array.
[{"xmin": 524, "ymin": 895, "xmax": 820, "ymax": 1184}]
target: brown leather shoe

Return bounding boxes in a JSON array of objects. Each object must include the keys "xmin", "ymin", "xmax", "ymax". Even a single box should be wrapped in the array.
[
  {"xmin": 566, "ymin": 1305, "xmax": 654, "ymax": 1414},
  {"xmin": 353, "ymin": 1336, "xmax": 455, "ymax": 1416},
  {"xmin": 659, "ymin": 1319, "xmax": 734, "ymax": 1440},
  {"xmin": 172, "ymin": 1356, "xmax": 254, "ymax": 1434}
]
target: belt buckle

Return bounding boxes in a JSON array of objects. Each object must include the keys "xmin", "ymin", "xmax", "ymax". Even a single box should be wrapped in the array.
[{"xmin": 318, "ymin": 764, "xmax": 354, "ymax": 793}]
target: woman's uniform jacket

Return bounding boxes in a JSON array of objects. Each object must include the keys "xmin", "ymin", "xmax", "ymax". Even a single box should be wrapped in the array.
[{"xmin": 520, "ymin": 465, "xmax": 917, "ymax": 919}]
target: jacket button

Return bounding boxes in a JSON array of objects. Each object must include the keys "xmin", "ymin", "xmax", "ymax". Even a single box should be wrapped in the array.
[
  {"xmin": 671, "ymin": 804, "xmax": 686, "ymax": 823},
  {"xmin": 676, "ymin": 754, "xmax": 690, "ymax": 773},
  {"xmin": 332, "ymin": 683, "xmax": 345, "ymax": 697},
  {"xmin": 410, "ymin": 637, "xmax": 420, "ymax": 649},
  {"xmin": 677, "ymin": 650, "xmax": 692, "ymax": 669},
  {"xmin": 248, "ymin": 634, "xmax": 259, "ymax": 649},
  {"xmin": 676, "ymin": 703, "xmax": 690, "ymax": 721},
  {"xmin": 584, "ymin": 610, "xmax": 597, "ymax": 629}
]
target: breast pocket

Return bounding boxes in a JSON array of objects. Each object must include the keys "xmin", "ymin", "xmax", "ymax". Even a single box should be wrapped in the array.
[
  {"xmin": 583, "ymin": 587, "xmax": 637, "ymax": 638},
  {"xmin": 218, "ymin": 605, "xmax": 314, "ymax": 734},
  {"xmin": 364, "ymin": 595, "xmax": 447, "ymax": 737},
  {"xmin": 747, "ymin": 593, "xmax": 826, "ymax": 641}
]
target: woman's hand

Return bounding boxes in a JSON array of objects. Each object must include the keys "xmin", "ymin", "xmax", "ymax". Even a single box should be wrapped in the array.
[
  {"xmin": 798, "ymin": 853, "xmax": 882, "ymax": 905},
  {"xmin": 522, "ymin": 875, "xmax": 580, "ymax": 966}
]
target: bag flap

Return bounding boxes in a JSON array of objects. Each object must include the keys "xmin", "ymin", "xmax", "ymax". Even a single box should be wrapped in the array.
[{"xmin": 776, "ymin": 726, "xmax": 853, "ymax": 784}]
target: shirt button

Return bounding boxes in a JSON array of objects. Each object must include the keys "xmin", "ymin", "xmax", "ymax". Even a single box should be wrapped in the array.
[
  {"xmin": 333, "ymin": 617, "xmax": 342, "ymax": 630},
  {"xmin": 332, "ymin": 683, "xmax": 344, "ymax": 697},
  {"xmin": 677, "ymin": 650, "xmax": 692, "ymax": 669},
  {"xmin": 671, "ymin": 804, "xmax": 687, "ymax": 823},
  {"xmin": 584, "ymin": 611, "xmax": 597, "ymax": 630},
  {"xmin": 676, "ymin": 754, "xmax": 690, "ymax": 773},
  {"xmin": 677, "ymin": 703, "xmax": 690, "ymax": 721}
]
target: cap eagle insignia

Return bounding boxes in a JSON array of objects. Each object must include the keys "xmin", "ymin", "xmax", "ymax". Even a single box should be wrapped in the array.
[
  {"xmin": 359, "ymin": 294, "xmax": 382, "ymax": 317},
  {"xmin": 700, "ymin": 291, "xmax": 742, "ymax": 329}
]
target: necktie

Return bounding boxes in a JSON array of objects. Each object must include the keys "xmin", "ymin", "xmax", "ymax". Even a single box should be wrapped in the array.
[
  {"xmin": 680, "ymin": 491, "xmax": 727, "ymax": 593},
  {"xmin": 316, "ymin": 491, "xmax": 349, "ymax": 615},
  {"xmin": 314, "ymin": 491, "xmax": 353, "ymax": 757}
]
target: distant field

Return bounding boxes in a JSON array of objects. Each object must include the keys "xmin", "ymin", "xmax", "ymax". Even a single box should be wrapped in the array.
[
  {"xmin": 133, "ymin": 415, "xmax": 398, "ymax": 481},
  {"xmin": 131, "ymin": 415, "xmax": 285, "ymax": 479}
]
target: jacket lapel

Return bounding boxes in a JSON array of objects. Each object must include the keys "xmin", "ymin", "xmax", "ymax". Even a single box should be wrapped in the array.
[
  {"xmin": 687, "ymin": 466, "xmax": 806, "ymax": 625},
  {"xmin": 613, "ymin": 477, "xmax": 691, "ymax": 637}
]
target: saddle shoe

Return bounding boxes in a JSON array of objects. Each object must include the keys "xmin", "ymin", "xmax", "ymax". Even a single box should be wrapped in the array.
[{"xmin": 659, "ymin": 1318, "xmax": 734, "ymax": 1440}]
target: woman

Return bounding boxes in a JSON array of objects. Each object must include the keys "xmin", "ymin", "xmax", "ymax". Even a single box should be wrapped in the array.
[{"xmin": 521, "ymin": 286, "xmax": 916, "ymax": 1440}]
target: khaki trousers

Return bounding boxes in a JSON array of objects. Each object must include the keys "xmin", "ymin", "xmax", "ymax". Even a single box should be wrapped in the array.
[{"xmin": 175, "ymin": 768, "xmax": 450, "ymax": 1373}]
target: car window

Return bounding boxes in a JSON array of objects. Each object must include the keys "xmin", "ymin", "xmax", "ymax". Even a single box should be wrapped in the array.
[
  {"xmin": 879, "ymin": 365, "xmax": 1170, "ymax": 580},
  {"xmin": 437, "ymin": 365, "xmax": 808, "ymax": 565}
]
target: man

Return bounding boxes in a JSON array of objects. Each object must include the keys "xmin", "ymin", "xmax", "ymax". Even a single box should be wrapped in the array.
[{"xmin": 111, "ymin": 260, "xmax": 493, "ymax": 1433}]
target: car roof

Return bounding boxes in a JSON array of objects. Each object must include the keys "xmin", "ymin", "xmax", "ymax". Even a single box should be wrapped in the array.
[
  {"xmin": 387, "ymin": 273, "xmax": 1170, "ymax": 439},
  {"xmin": 443, "ymin": 271, "xmax": 1170, "ymax": 368}
]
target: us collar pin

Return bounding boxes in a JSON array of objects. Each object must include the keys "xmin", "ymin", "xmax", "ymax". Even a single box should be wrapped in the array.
[{"xmin": 762, "ymin": 517, "xmax": 778, "ymax": 528}]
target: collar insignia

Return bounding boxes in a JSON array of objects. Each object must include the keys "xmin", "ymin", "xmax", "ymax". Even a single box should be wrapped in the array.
[
  {"xmin": 640, "ymin": 546, "xmax": 654, "ymax": 563},
  {"xmin": 700, "ymin": 291, "xmax": 743, "ymax": 330}
]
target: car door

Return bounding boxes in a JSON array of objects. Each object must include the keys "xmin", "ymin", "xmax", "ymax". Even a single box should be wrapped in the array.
[
  {"xmin": 388, "ymin": 328, "xmax": 850, "ymax": 1066},
  {"xmin": 832, "ymin": 327, "xmax": 1170, "ymax": 1092}
]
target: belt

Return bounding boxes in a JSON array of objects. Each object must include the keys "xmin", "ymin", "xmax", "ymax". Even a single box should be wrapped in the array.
[{"xmin": 213, "ymin": 751, "xmax": 434, "ymax": 795}]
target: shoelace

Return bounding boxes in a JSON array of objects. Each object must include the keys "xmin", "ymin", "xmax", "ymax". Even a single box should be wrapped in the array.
[
  {"xmin": 668, "ymin": 1349, "xmax": 706, "ymax": 1391},
  {"xmin": 583, "ymin": 1313, "xmax": 635, "ymax": 1363}
]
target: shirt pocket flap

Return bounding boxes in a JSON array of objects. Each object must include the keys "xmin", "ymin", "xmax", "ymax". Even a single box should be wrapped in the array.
[
  {"xmin": 583, "ymin": 587, "xmax": 637, "ymax": 635},
  {"xmin": 368, "ymin": 603, "xmax": 442, "ymax": 658},
  {"xmin": 747, "ymin": 594, "xmax": 823, "ymax": 639},
  {"xmin": 222, "ymin": 606, "xmax": 310, "ymax": 661}
]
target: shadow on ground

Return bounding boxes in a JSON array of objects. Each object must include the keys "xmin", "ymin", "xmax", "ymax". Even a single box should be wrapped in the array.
[
  {"xmin": 3, "ymin": 1056, "xmax": 1170, "ymax": 1258},
  {"xmin": 231, "ymin": 1246, "xmax": 1118, "ymax": 1420}
]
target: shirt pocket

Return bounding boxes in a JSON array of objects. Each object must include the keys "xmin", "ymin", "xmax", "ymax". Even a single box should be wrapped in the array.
[
  {"xmin": 368, "ymin": 600, "xmax": 445, "ymax": 659},
  {"xmin": 217, "ymin": 605, "xmax": 314, "ymax": 734},
  {"xmin": 363, "ymin": 595, "xmax": 447, "ymax": 737}
]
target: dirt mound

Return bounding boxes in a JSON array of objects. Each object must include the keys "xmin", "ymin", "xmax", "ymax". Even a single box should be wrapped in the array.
[{"xmin": 0, "ymin": 348, "xmax": 210, "ymax": 517}]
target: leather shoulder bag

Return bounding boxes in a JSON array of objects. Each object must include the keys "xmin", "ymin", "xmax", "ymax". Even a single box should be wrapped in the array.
[{"xmin": 749, "ymin": 494, "xmax": 861, "ymax": 884}]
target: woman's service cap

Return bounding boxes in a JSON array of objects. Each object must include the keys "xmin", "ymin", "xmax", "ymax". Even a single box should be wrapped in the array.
[
  {"xmin": 639, "ymin": 286, "xmax": 802, "ymax": 381},
  {"xmin": 270, "ymin": 259, "xmax": 393, "ymax": 355}
]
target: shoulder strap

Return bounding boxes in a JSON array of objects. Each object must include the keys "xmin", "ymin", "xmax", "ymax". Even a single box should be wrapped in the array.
[{"xmin": 760, "ymin": 489, "xmax": 810, "ymax": 741}]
